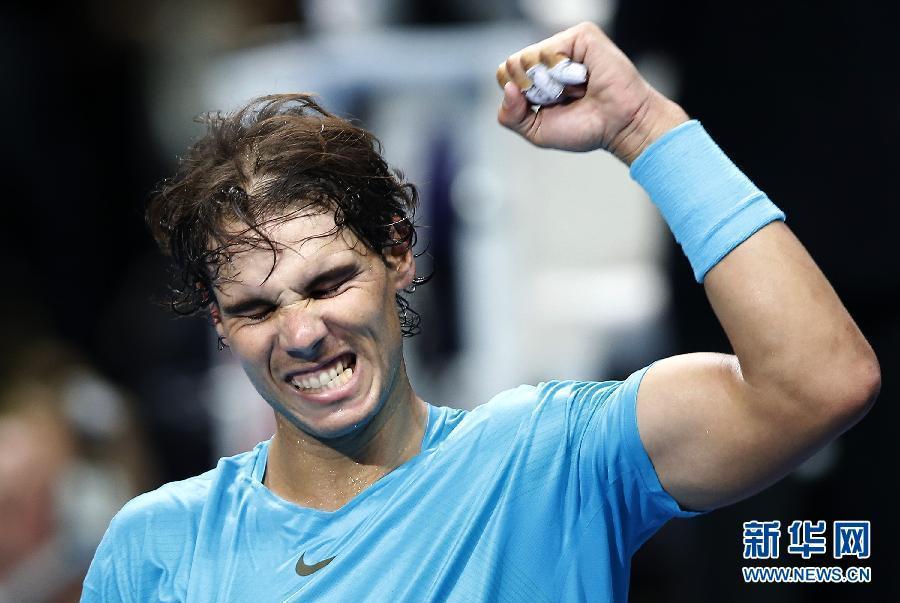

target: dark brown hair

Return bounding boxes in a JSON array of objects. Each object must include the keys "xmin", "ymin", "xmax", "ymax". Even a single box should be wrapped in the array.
[{"xmin": 146, "ymin": 93, "xmax": 427, "ymax": 336}]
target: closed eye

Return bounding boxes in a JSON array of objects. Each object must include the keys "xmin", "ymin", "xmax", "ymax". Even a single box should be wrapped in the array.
[
  {"xmin": 221, "ymin": 297, "xmax": 277, "ymax": 323},
  {"xmin": 307, "ymin": 266, "xmax": 359, "ymax": 299},
  {"xmin": 222, "ymin": 266, "xmax": 359, "ymax": 320},
  {"xmin": 242, "ymin": 306, "xmax": 276, "ymax": 322},
  {"xmin": 310, "ymin": 277, "xmax": 351, "ymax": 299}
]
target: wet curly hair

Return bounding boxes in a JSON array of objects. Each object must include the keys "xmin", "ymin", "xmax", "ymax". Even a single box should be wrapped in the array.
[{"xmin": 146, "ymin": 93, "xmax": 427, "ymax": 336}]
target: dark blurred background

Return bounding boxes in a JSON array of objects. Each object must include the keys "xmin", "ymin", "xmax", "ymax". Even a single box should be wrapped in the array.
[{"xmin": 1, "ymin": 1, "xmax": 896, "ymax": 601}]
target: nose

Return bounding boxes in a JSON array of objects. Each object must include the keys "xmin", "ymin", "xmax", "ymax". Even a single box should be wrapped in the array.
[{"xmin": 279, "ymin": 301, "xmax": 328, "ymax": 361}]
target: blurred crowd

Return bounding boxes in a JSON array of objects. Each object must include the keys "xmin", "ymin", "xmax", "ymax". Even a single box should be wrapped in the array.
[
  {"xmin": 0, "ymin": 341, "xmax": 152, "ymax": 602},
  {"xmin": 1, "ymin": 1, "xmax": 896, "ymax": 601}
]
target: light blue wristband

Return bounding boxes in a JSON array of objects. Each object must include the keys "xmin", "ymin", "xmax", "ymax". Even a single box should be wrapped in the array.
[{"xmin": 630, "ymin": 120, "xmax": 785, "ymax": 283}]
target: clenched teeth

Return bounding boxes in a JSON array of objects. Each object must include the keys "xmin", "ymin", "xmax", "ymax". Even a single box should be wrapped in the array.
[{"xmin": 290, "ymin": 359, "xmax": 354, "ymax": 392}]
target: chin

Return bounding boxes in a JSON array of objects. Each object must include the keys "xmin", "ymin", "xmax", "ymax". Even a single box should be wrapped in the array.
[{"xmin": 271, "ymin": 391, "xmax": 385, "ymax": 442}]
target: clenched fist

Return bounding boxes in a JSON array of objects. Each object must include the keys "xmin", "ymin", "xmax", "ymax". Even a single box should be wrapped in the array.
[{"xmin": 496, "ymin": 22, "xmax": 688, "ymax": 164}]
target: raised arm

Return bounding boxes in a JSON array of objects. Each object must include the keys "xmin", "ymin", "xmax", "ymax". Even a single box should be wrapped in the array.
[{"xmin": 496, "ymin": 22, "xmax": 880, "ymax": 511}]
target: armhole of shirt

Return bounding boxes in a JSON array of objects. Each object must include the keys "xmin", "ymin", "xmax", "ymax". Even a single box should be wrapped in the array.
[{"xmin": 622, "ymin": 365, "xmax": 703, "ymax": 519}]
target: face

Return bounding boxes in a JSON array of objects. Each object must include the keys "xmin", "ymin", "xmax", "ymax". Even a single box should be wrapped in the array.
[{"xmin": 212, "ymin": 210, "xmax": 415, "ymax": 440}]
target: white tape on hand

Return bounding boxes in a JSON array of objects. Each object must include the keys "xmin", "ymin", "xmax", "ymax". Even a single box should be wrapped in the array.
[
  {"xmin": 521, "ymin": 60, "xmax": 588, "ymax": 106},
  {"xmin": 524, "ymin": 64, "xmax": 564, "ymax": 105},
  {"xmin": 548, "ymin": 59, "xmax": 587, "ymax": 85},
  {"xmin": 524, "ymin": 84, "xmax": 562, "ymax": 105}
]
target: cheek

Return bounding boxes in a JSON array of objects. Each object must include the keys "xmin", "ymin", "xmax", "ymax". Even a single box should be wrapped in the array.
[
  {"xmin": 226, "ymin": 323, "xmax": 276, "ymax": 362},
  {"xmin": 326, "ymin": 285, "xmax": 397, "ymax": 329}
]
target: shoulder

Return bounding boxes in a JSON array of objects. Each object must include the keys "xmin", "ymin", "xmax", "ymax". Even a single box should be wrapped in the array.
[
  {"xmin": 476, "ymin": 373, "xmax": 640, "ymax": 425},
  {"xmin": 83, "ymin": 442, "xmax": 266, "ymax": 601},
  {"xmin": 83, "ymin": 444, "xmax": 265, "ymax": 599},
  {"xmin": 112, "ymin": 471, "xmax": 215, "ymax": 534},
  {"xmin": 95, "ymin": 467, "xmax": 219, "ymax": 571},
  {"xmin": 441, "ymin": 373, "xmax": 639, "ymax": 447},
  {"xmin": 81, "ymin": 468, "xmax": 220, "ymax": 600},
  {"xmin": 103, "ymin": 443, "xmax": 262, "ymax": 548}
]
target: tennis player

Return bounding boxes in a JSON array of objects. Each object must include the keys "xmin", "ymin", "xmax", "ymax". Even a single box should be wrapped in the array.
[{"xmin": 82, "ymin": 22, "xmax": 879, "ymax": 602}]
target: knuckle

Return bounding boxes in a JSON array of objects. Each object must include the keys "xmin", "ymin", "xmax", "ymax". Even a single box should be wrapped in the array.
[
  {"xmin": 577, "ymin": 21, "xmax": 600, "ymax": 35},
  {"xmin": 495, "ymin": 65, "xmax": 507, "ymax": 85},
  {"xmin": 519, "ymin": 50, "xmax": 539, "ymax": 69}
]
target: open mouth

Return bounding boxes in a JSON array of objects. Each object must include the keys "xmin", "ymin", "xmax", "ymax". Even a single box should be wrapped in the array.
[{"xmin": 286, "ymin": 353, "xmax": 357, "ymax": 393}]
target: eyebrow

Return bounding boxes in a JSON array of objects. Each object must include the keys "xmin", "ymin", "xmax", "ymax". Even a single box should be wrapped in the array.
[
  {"xmin": 219, "ymin": 263, "xmax": 360, "ymax": 316},
  {"xmin": 220, "ymin": 297, "xmax": 273, "ymax": 317},
  {"xmin": 306, "ymin": 263, "xmax": 359, "ymax": 291}
]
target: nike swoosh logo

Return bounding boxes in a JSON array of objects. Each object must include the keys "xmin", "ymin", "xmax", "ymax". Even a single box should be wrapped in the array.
[{"xmin": 295, "ymin": 552, "xmax": 336, "ymax": 576}]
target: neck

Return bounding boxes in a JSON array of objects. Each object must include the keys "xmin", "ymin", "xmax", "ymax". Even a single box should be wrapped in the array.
[{"xmin": 263, "ymin": 367, "xmax": 427, "ymax": 511}]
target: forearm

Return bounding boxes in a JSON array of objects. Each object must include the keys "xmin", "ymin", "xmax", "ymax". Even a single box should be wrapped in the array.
[
  {"xmin": 704, "ymin": 222, "xmax": 879, "ymax": 413},
  {"xmin": 633, "ymin": 118, "xmax": 879, "ymax": 416},
  {"xmin": 630, "ymin": 119, "xmax": 878, "ymax": 510}
]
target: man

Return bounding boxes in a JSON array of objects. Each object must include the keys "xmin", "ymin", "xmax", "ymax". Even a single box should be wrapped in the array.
[{"xmin": 82, "ymin": 22, "xmax": 879, "ymax": 601}]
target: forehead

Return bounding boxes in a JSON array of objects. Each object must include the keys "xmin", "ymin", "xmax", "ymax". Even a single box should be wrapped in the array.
[{"xmin": 214, "ymin": 210, "xmax": 369, "ymax": 285}]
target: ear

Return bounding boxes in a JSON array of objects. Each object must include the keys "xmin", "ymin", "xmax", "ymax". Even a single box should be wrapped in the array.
[
  {"xmin": 199, "ymin": 281, "xmax": 227, "ymax": 339},
  {"xmin": 385, "ymin": 216, "xmax": 416, "ymax": 290},
  {"xmin": 210, "ymin": 302, "xmax": 227, "ymax": 341},
  {"xmin": 385, "ymin": 242, "xmax": 415, "ymax": 290}
]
